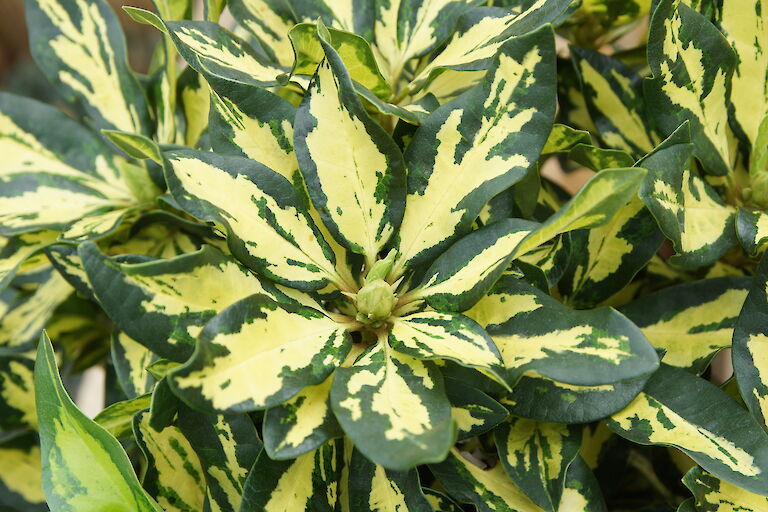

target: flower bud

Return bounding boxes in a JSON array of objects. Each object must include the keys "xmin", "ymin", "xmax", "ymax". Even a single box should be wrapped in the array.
[{"xmin": 355, "ymin": 279, "xmax": 397, "ymax": 326}]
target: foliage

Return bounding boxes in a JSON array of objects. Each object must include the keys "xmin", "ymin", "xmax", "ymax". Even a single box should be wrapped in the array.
[{"xmin": 2, "ymin": 0, "xmax": 768, "ymax": 510}]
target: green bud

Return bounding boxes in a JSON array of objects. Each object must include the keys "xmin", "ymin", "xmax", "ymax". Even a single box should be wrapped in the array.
[
  {"xmin": 355, "ymin": 279, "xmax": 397, "ymax": 326},
  {"xmin": 365, "ymin": 249, "xmax": 397, "ymax": 284}
]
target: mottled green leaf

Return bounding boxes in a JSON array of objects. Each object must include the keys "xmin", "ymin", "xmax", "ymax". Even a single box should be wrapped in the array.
[
  {"xmin": 683, "ymin": 465, "xmax": 768, "ymax": 512},
  {"xmin": 0, "ymin": 431, "xmax": 46, "ymax": 511},
  {"xmin": 93, "ymin": 394, "xmax": 152, "ymax": 439},
  {"xmin": 0, "ymin": 355, "xmax": 36, "ymax": 430},
  {"xmin": 445, "ymin": 378, "xmax": 507, "ymax": 440},
  {"xmin": 112, "ymin": 331, "xmax": 157, "ymax": 398}
]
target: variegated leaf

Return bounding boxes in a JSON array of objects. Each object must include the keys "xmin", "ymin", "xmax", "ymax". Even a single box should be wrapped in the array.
[
  {"xmin": 112, "ymin": 331, "xmax": 157, "ymax": 398},
  {"xmin": 392, "ymin": 25, "xmax": 556, "ymax": 275},
  {"xmin": 409, "ymin": 2, "xmax": 571, "ymax": 93},
  {"xmin": 558, "ymin": 455, "xmax": 607, "ymax": 512},
  {"xmin": 639, "ymin": 124, "xmax": 737, "ymax": 267},
  {"xmin": 94, "ymin": 394, "xmax": 152, "ymax": 439},
  {"xmin": 0, "ymin": 269, "xmax": 72, "ymax": 352},
  {"xmin": 35, "ymin": 333, "xmax": 162, "ymax": 511},
  {"xmin": 290, "ymin": 0, "xmax": 375, "ymax": 38},
  {"xmin": 0, "ymin": 355, "xmax": 36, "ymax": 430},
  {"xmin": 495, "ymin": 418, "xmax": 582, "ymax": 512},
  {"xmin": 263, "ymin": 374, "xmax": 342, "ymax": 459},
  {"xmin": 559, "ymin": 197, "xmax": 663, "ymax": 309},
  {"xmin": 733, "ymin": 255, "xmax": 768, "ymax": 431},
  {"xmin": 607, "ymin": 364, "xmax": 768, "ymax": 495},
  {"xmin": 0, "ymin": 92, "xmax": 132, "ymax": 236},
  {"xmin": 331, "ymin": 341, "xmax": 453, "ymax": 470},
  {"xmin": 389, "ymin": 311, "xmax": 506, "ymax": 384},
  {"xmin": 575, "ymin": 0, "xmax": 650, "ymax": 27},
  {"xmin": 227, "ymin": 0, "xmax": 295, "ymax": 66},
  {"xmin": 646, "ymin": 0, "xmax": 735, "ymax": 176},
  {"xmin": 423, "ymin": 488, "xmax": 463, "ymax": 512},
  {"xmin": 295, "ymin": 27, "xmax": 406, "ymax": 260},
  {"xmin": 239, "ymin": 441, "xmax": 341, "ymax": 512},
  {"xmin": 715, "ymin": 0, "xmax": 768, "ymax": 151},
  {"xmin": 170, "ymin": 293, "xmax": 351, "ymax": 413},
  {"xmin": 415, "ymin": 219, "xmax": 538, "ymax": 312},
  {"xmin": 24, "ymin": 0, "xmax": 149, "ymax": 133},
  {"xmin": 621, "ymin": 277, "xmax": 751, "ymax": 373},
  {"xmin": 514, "ymin": 167, "xmax": 648, "ymax": 257},
  {"xmin": 430, "ymin": 449, "xmax": 544, "ymax": 512},
  {"xmin": 80, "ymin": 243, "xmax": 268, "ymax": 360},
  {"xmin": 467, "ymin": 274, "xmax": 659, "ymax": 388},
  {"xmin": 133, "ymin": 410, "xmax": 206, "ymax": 512},
  {"xmin": 346, "ymin": 444, "xmax": 433, "ymax": 512},
  {"xmin": 572, "ymin": 47, "xmax": 655, "ymax": 156},
  {"xmin": 165, "ymin": 21, "xmax": 283, "ymax": 88},
  {"xmin": 737, "ymin": 208, "xmax": 768, "ymax": 256},
  {"xmin": 289, "ymin": 23, "xmax": 390, "ymax": 98},
  {"xmin": 177, "ymin": 67, "xmax": 210, "ymax": 147},
  {"xmin": 0, "ymin": 231, "xmax": 58, "ymax": 291},
  {"xmin": 163, "ymin": 150, "xmax": 344, "ymax": 290},
  {"xmin": 568, "ymin": 144, "xmax": 635, "ymax": 172},
  {"xmin": 446, "ymin": 378, "xmax": 507, "ymax": 440},
  {"xmin": 0, "ymin": 431, "xmax": 46, "ymax": 511},
  {"xmin": 373, "ymin": 0, "xmax": 481, "ymax": 82},
  {"xmin": 176, "ymin": 406, "xmax": 261, "ymax": 512},
  {"xmin": 683, "ymin": 465, "xmax": 768, "ymax": 512}
]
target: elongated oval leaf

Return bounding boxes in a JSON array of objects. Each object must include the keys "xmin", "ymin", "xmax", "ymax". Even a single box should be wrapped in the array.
[
  {"xmin": 607, "ymin": 364, "xmax": 768, "ymax": 495},
  {"xmin": 163, "ymin": 150, "xmax": 343, "ymax": 290},
  {"xmin": 683, "ymin": 465, "xmax": 768, "ymax": 512},
  {"xmin": 295, "ymin": 27, "xmax": 406, "ymax": 259},
  {"xmin": 331, "ymin": 341, "xmax": 453, "ymax": 470},
  {"xmin": 392, "ymin": 25, "xmax": 555, "ymax": 274},
  {"xmin": 24, "ymin": 0, "xmax": 149, "ymax": 133},
  {"xmin": 34, "ymin": 332, "xmax": 162, "ymax": 511},
  {"xmin": 170, "ymin": 293, "xmax": 351, "ymax": 413},
  {"xmin": 0, "ymin": 431, "xmax": 46, "ymax": 511}
]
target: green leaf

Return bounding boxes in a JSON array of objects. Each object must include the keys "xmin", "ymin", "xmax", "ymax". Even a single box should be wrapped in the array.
[
  {"xmin": 123, "ymin": 6, "xmax": 167, "ymax": 32},
  {"xmin": 288, "ymin": 0, "xmax": 376, "ymax": 38},
  {"xmin": 240, "ymin": 441, "xmax": 341, "ymax": 511},
  {"xmin": 683, "ymin": 465, "xmax": 768, "ymax": 511},
  {"xmin": 0, "ymin": 355, "xmax": 36, "ymax": 430},
  {"xmin": 80, "ymin": 243, "xmax": 270, "ymax": 361},
  {"xmin": 541, "ymin": 123, "xmax": 592, "ymax": 155},
  {"xmin": 638, "ymin": 124, "xmax": 737, "ymax": 267},
  {"xmin": 572, "ymin": 47, "xmax": 656, "ymax": 156},
  {"xmin": 170, "ymin": 293, "xmax": 351, "ymax": 412},
  {"xmin": 0, "ymin": 431, "xmax": 46, "ymax": 511},
  {"xmin": 389, "ymin": 311, "xmax": 507, "ymax": 385},
  {"xmin": 621, "ymin": 277, "xmax": 751, "ymax": 373},
  {"xmin": 645, "ymin": 0, "xmax": 735, "ymax": 176},
  {"xmin": 24, "ymin": 0, "xmax": 150, "ymax": 133},
  {"xmin": 423, "ymin": 487, "xmax": 463, "ymax": 512},
  {"xmin": 495, "ymin": 418, "xmax": 582, "ymax": 511},
  {"xmin": 607, "ymin": 364, "xmax": 768, "ymax": 495},
  {"xmin": 0, "ymin": 93, "xmax": 133, "ymax": 236},
  {"xmin": 294, "ymin": 26, "xmax": 406, "ymax": 260},
  {"xmin": 165, "ymin": 20, "xmax": 283, "ymax": 87},
  {"xmin": 331, "ymin": 341, "xmax": 453, "ymax": 470},
  {"xmin": 733, "ymin": 255, "xmax": 768, "ymax": 432},
  {"xmin": 467, "ymin": 274, "xmax": 659, "ymax": 388},
  {"xmin": 430, "ymin": 449, "xmax": 544, "ymax": 512},
  {"xmin": 263, "ymin": 374, "xmax": 342, "ymax": 459},
  {"xmin": 34, "ymin": 332, "xmax": 162, "ymax": 511},
  {"xmin": 289, "ymin": 22, "xmax": 390, "ymax": 98},
  {"xmin": 133, "ymin": 410, "xmax": 206, "ymax": 512},
  {"xmin": 392, "ymin": 25, "xmax": 556, "ymax": 275},
  {"xmin": 568, "ymin": 144, "xmax": 635, "ymax": 172},
  {"xmin": 163, "ymin": 150, "xmax": 345, "ymax": 291},
  {"xmin": 346, "ymin": 444, "xmax": 433, "ymax": 511},
  {"xmin": 559, "ymin": 197, "xmax": 663, "ymax": 309},
  {"xmin": 445, "ymin": 378, "xmax": 507, "ymax": 440},
  {"xmin": 93, "ymin": 394, "xmax": 152, "ymax": 439},
  {"xmin": 177, "ymin": 67, "xmax": 210, "ymax": 147}
]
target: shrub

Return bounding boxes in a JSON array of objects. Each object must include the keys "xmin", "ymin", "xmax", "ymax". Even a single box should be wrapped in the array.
[{"xmin": 2, "ymin": 0, "xmax": 768, "ymax": 510}]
